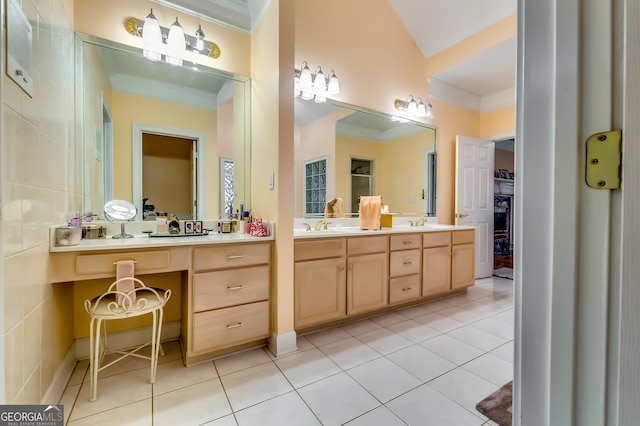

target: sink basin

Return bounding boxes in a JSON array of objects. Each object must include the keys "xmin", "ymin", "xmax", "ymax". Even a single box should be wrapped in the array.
[{"xmin": 294, "ymin": 228, "xmax": 348, "ymax": 237}]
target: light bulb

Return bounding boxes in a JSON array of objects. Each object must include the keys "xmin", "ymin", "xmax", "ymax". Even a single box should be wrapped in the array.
[
  {"xmin": 299, "ymin": 62, "xmax": 313, "ymax": 89},
  {"xmin": 426, "ymin": 101, "xmax": 434, "ymax": 118},
  {"xmin": 327, "ymin": 71, "xmax": 340, "ymax": 95},
  {"xmin": 142, "ymin": 9, "xmax": 162, "ymax": 61},
  {"xmin": 142, "ymin": 9, "xmax": 161, "ymax": 43},
  {"xmin": 195, "ymin": 25, "xmax": 205, "ymax": 51},
  {"xmin": 416, "ymin": 99, "xmax": 427, "ymax": 117},
  {"xmin": 313, "ymin": 67, "xmax": 327, "ymax": 91},
  {"xmin": 167, "ymin": 18, "xmax": 186, "ymax": 51},
  {"xmin": 407, "ymin": 97, "xmax": 417, "ymax": 115}
]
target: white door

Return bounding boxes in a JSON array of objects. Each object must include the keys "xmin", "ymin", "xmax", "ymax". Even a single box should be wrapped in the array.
[{"xmin": 455, "ymin": 135, "xmax": 494, "ymax": 279}]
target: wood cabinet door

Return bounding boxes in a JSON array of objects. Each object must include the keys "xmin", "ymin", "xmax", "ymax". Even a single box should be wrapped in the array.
[
  {"xmin": 422, "ymin": 246, "xmax": 451, "ymax": 297},
  {"xmin": 294, "ymin": 258, "xmax": 346, "ymax": 329},
  {"xmin": 347, "ymin": 252, "xmax": 388, "ymax": 316},
  {"xmin": 452, "ymin": 243, "xmax": 475, "ymax": 289}
]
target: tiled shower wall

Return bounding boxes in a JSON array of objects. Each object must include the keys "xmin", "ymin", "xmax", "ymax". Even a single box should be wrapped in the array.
[{"xmin": 2, "ymin": 0, "xmax": 77, "ymax": 403}]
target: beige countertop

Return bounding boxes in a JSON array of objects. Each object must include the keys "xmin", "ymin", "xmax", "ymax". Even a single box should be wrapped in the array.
[
  {"xmin": 293, "ymin": 224, "xmax": 475, "ymax": 239},
  {"xmin": 50, "ymin": 231, "xmax": 274, "ymax": 253}
]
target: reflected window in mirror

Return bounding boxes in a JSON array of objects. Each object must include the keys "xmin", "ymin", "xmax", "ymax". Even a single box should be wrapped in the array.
[
  {"xmin": 304, "ymin": 157, "xmax": 327, "ymax": 216},
  {"xmin": 220, "ymin": 157, "xmax": 234, "ymax": 217}
]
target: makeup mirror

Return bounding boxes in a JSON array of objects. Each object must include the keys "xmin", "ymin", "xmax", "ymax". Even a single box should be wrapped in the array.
[{"xmin": 104, "ymin": 199, "xmax": 137, "ymax": 238}]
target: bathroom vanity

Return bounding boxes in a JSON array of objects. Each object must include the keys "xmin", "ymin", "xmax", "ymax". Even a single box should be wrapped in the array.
[
  {"xmin": 293, "ymin": 226, "xmax": 475, "ymax": 332},
  {"xmin": 49, "ymin": 233, "xmax": 273, "ymax": 365}
]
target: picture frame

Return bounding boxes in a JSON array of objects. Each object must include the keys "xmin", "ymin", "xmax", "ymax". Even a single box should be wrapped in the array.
[
  {"xmin": 184, "ymin": 221, "xmax": 195, "ymax": 234},
  {"xmin": 509, "ymin": 172, "xmax": 515, "ymax": 180},
  {"xmin": 499, "ymin": 169, "xmax": 510, "ymax": 179},
  {"xmin": 195, "ymin": 221, "xmax": 203, "ymax": 233}
]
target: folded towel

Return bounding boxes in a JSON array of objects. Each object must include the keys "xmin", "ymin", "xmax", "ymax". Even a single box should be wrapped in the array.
[
  {"xmin": 116, "ymin": 260, "xmax": 136, "ymax": 306},
  {"xmin": 334, "ymin": 198, "xmax": 344, "ymax": 218},
  {"xmin": 359, "ymin": 195, "xmax": 381, "ymax": 230}
]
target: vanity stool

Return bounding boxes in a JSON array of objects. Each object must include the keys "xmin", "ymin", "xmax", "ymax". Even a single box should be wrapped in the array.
[{"xmin": 84, "ymin": 276, "xmax": 171, "ymax": 401}]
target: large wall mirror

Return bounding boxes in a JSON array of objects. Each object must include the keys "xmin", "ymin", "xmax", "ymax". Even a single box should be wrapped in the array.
[
  {"xmin": 294, "ymin": 98, "xmax": 437, "ymax": 218},
  {"xmin": 75, "ymin": 32, "xmax": 251, "ymax": 221}
]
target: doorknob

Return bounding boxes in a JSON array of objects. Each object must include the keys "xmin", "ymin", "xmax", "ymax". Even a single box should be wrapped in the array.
[{"xmin": 455, "ymin": 213, "xmax": 469, "ymax": 218}]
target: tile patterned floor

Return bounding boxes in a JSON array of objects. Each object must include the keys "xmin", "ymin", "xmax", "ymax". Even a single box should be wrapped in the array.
[{"xmin": 60, "ymin": 277, "xmax": 514, "ymax": 425}]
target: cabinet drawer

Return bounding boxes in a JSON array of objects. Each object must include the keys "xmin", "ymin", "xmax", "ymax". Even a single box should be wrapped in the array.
[
  {"xmin": 389, "ymin": 275, "xmax": 421, "ymax": 304},
  {"xmin": 389, "ymin": 249, "xmax": 421, "ymax": 277},
  {"xmin": 423, "ymin": 231, "xmax": 451, "ymax": 248},
  {"xmin": 390, "ymin": 234, "xmax": 422, "ymax": 251},
  {"xmin": 193, "ymin": 243, "xmax": 270, "ymax": 271},
  {"xmin": 75, "ymin": 250, "xmax": 170, "ymax": 275},
  {"xmin": 348, "ymin": 235, "xmax": 388, "ymax": 255},
  {"xmin": 192, "ymin": 301, "xmax": 269, "ymax": 353},
  {"xmin": 452, "ymin": 229, "xmax": 475, "ymax": 245},
  {"xmin": 295, "ymin": 238, "xmax": 346, "ymax": 261},
  {"xmin": 193, "ymin": 266, "xmax": 269, "ymax": 312}
]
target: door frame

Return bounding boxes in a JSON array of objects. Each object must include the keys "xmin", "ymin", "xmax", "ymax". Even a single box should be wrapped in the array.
[
  {"xmin": 515, "ymin": 0, "xmax": 626, "ymax": 423},
  {"xmin": 132, "ymin": 123, "xmax": 206, "ymax": 220}
]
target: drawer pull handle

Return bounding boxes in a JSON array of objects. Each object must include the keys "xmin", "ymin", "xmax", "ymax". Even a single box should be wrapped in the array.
[
  {"xmin": 403, "ymin": 261, "xmax": 413, "ymax": 265},
  {"xmin": 402, "ymin": 241, "xmax": 412, "ymax": 245},
  {"xmin": 226, "ymin": 254, "xmax": 245, "ymax": 260},
  {"xmin": 402, "ymin": 287, "xmax": 412, "ymax": 291},
  {"xmin": 227, "ymin": 285, "xmax": 244, "ymax": 291},
  {"xmin": 226, "ymin": 322, "xmax": 244, "ymax": 329}
]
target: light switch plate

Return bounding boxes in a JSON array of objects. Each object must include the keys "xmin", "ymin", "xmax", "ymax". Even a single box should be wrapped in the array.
[{"xmin": 269, "ymin": 171, "xmax": 275, "ymax": 190}]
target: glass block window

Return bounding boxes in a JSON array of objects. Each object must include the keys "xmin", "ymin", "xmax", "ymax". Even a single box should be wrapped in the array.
[
  {"xmin": 304, "ymin": 157, "xmax": 327, "ymax": 215},
  {"xmin": 221, "ymin": 158, "xmax": 234, "ymax": 216}
]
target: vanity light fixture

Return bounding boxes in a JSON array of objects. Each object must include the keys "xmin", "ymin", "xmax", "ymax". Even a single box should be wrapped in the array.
[
  {"xmin": 294, "ymin": 61, "xmax": 340, "ymax": 103},
  {"xmin": 125, "ymin": 10, "xmax": 221, "ymax": 65},
  {"xmin": 394, "ymin": 95, "xmax": 435, "ymax": 119}
]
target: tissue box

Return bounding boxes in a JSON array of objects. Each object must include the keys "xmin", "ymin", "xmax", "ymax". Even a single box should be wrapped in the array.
[{"xmin": 380, "ymin": 214, "xmax": 392, "ymax": 228}]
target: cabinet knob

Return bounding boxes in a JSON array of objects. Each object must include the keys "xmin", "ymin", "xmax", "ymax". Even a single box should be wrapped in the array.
[
  {"xmin": 348, "ymin": 264, "xmax": 353, "ymax": 270},
  {"xmin": 339, "ymin": 265, "xmax": 345, "ymax": 271}
]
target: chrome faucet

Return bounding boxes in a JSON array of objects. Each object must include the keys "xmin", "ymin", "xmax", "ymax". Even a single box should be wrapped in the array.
[{"xmin": 314, "ymin": 219, "xmax": 327, "ymax": 231}]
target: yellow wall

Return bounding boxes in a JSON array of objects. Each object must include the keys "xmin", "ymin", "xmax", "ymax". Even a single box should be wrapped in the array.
[
  {"xmin": 109, "ymin": 91, "xmax": 219, "ymax": 218},
  {"xmin": 480, "ymin": 105, "xmax": 516, "ymax": 138},
  {"xmin": 295, "ymin": 0, "xmax": 430, "ymax": 120},
  {"xmin": 251, "ymin": 0, "xmax": 296, "ymax": 342},
  {"xmin": 73, "ymin": 0, "xmax": 251, "ymax": 77}
]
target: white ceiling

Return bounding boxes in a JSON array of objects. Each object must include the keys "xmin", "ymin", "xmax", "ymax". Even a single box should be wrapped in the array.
[{"xmin": 157, "ymin": 0, "xmax": 517, "ymax": 110}]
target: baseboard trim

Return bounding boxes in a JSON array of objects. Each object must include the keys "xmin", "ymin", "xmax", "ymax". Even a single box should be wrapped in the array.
[
  {"xmin": 268, "ymin": 331, "xmax": 297, "ymax": 357},
  {"xmin": 42, "ymin": 341, "xmax": 78, "ymax": 405}
]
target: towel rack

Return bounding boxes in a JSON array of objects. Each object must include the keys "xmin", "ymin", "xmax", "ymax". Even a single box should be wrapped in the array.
[{"xmin": 113, "ymin": 260, "xmax": 138, "ymax": 265}]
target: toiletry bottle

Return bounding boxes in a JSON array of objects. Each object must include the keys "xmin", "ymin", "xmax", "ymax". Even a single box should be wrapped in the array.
[
  {"xmin": 168, "ymin": 213, "xmax": 180, "ymax": 234},
  {"xmin": 156, "ymin": 212, "xmax": 168, "ymax": 233}
]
